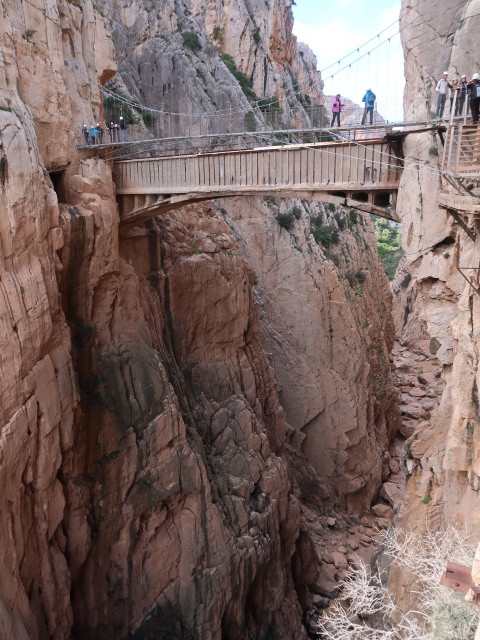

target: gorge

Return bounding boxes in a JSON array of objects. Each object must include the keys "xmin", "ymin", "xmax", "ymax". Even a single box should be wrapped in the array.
[{"xmin": 0, "ymin": 0, "xmax": 479, "ymax": 639}]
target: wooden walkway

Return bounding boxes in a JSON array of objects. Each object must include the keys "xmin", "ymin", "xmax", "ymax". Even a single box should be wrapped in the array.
[{"xmin": 114, "ymin": 137, "xmax": 404, "ymax": 229}]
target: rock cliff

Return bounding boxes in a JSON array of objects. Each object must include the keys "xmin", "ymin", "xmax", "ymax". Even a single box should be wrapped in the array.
[
  {"xmin": 390, "ymin": 0, "xmax": 480, "ymax": 607},
  {"xmin": 0, "ymin": 0, "xmax": 398, "ymax": 638}
]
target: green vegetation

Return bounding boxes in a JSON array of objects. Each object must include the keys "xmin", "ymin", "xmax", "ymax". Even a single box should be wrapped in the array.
[
  {"xmin": 244, "ymin": 111, "xmax": 257, "ymax": 132},
  {"xmin": 142, "ymin": 111, "xmax": 156, "ymax": 128},
  {"xmin": 0, "ymin": 106, "xmax": 12, "ymax": 112},
  {"xmin": 334, "ymin": 211, "xmax": 346, "ymax": 230},
  {"xmin": 252, "ymin": 27, "xmax": 261, "ymax": 44},
  {"xmin": 181, "ymin": 31, "xmax": 202, "ymax": 52},
  {"xmin": 276, "ymin": 211, "xmax": 295, "ymax": 230},
  {"xmin": 220, "ymin": 53, "xmax": 256, "ymax": 100},
  {"xmin": 103, "ymin": 94, "xmax": 137, "ymax": 125},
  {"xmin": 291, "ymin": 206, "xmax": 302, "ymax": 220},
  {"xmin": 346, "ymin": 270, "xmax": 366, "ymax": 287},
  {"xmin": 310, "ymin": 214, "xmax": 340, "ymax": 249},
  {"xmin": 213, "ymin": 26, "xmax": 223, "ymax": 42},
  {"xmin": 422, "ymin": 496, "xmax": 432, "ymax": 504},
  {"xmin": 373, "ymin": 217, "xmax": 404, "ymax": 280}
]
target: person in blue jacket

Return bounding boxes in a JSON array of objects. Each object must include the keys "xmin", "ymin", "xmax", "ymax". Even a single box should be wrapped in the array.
[{"xmin": 361, "ymin": 88, "xmax": 376, "ymax": 125}]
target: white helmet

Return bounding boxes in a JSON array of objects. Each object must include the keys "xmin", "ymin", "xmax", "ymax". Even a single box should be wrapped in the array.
[
  {"xmin": 443, "ymin": 71, "xmax": 448, "ymax": 75},
  {"xmin": 473, "ymin": 73, "xmax": 480, "ymax": 80}
]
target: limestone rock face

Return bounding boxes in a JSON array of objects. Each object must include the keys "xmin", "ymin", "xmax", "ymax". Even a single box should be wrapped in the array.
[
  {"xmin": 0, "ymin": 0, "xmax": 398, "ymax": 638},
  {"xmin": 221, "ymin": 197, "xmax": 399, "ymax": 513},
  {"xmin": 389, "ymin": 0, "xmax": 480, "ymax": 611}
]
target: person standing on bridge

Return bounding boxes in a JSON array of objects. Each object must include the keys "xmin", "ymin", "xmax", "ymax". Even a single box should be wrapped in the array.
[
  {"xmin": 331, "ymin": 94, "xmax": 344, "ymax": 127},
  {"xmin": 468, "ymin": 73, "xmax": 480, "ymax": 125},
  {"xmin": 119, "ymin": 116, "xmax": 127, "ymax": 142},
  {"xmin": 82, "ymin": 124, "xmax": 90, "ymax": 146},
  {"xmin": 361, "ymin": 89, "xmax": 376, "ymax": 125},
  {"xmin": 456, "ymin": 75, "xmax": 468, "ymax": 117},
  {"xmin": 436, "ymin": 72, "xmax": 451, "ymax": 118}
]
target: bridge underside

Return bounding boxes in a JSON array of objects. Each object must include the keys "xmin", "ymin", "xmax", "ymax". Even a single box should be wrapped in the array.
[{"xmin": 117, "ymin": 188, "xmax": 399, "ymax": 231}]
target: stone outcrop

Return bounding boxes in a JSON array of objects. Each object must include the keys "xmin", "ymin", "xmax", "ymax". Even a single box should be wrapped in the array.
[{"xmin": 0, "ymin": 0, "xmax": 399, "ymax": 638}]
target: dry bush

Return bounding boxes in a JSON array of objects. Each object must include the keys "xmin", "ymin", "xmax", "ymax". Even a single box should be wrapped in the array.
[{"xmin": 318, "ymin": 527, "xmax": 479, "ymax": 640}]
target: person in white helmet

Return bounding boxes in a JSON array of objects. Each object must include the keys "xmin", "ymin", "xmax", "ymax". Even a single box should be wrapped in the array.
[
  {"xmin": 468, "ymin": 73, "xmax": 480, "ymax": 124},
  {"xmin": 436, "ymin": 71, "xmax": 451, "ymax": 118},
  {"xmin": 456, "ymin": 74, "xmax": 468, "ymax": 116}
]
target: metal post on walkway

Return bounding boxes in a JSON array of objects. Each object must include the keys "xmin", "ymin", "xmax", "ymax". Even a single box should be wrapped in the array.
[{"xmin": 450, "ymin": 90, "xmax": 458, "ymax": 126}]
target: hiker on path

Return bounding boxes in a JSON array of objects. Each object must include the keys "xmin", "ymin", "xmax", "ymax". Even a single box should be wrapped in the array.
[
  {"xmin": 119, "ymin": 116, "xmax": 127, "ymax": 141},
  {"xmin": 88, "ymin": 126, "xmax": 97, "ymax": 144},
  {"xmin": 96, "ymin": 122, "xmax": 104, "ymax": 144},
  {"xmin": 468, "ymin": 73, "xmax": 480, "ymax": 125},
  {"xmin": 436, "ymin": 72, "xmax": 451, "ymax": 118},
  {"xmin": 82, "ymin": 124, "xmax": 90, "ymax": 145},
  {"xmin": 331, "ymin": 95, "xmax": 344, "ymax": 127},
  {"xmin": 361, "ymin": 89, "xmax": 376, "ymax": 125},
  {"xmin": 456, "ymin": 75, "xmax": 468, "ymax": 117}
]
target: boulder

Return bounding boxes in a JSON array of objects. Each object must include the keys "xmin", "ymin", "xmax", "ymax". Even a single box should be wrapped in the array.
[
  {"xmin": 371, "ymin": 503, "xmax": 394, "ymax": 519},
  {"xmin": 332, "ymin": 551, "xmax": 349, "ymax": 570},
  {"xmin": 379, "ymin": 482, "xmax": 404, "ymax": 509},
  {"xmin": 310, "ymin": 563, "xmax": 338, "ymax": 599}
]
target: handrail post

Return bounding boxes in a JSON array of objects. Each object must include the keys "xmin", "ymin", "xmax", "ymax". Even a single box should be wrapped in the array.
[
  {"xmin": 450, "ymin": 90, "xmax": 457, "ymax": 126},
  {"xmin": 455, "ymin": 126, "xmax": 463, "ymax": 175},
  {"xmin": 447, "ymin": 126, "xmax": 456, "ymax": 170},
  {"xmin": 441, "ymin": 125, "xmax": 449, "ymax": 172}
]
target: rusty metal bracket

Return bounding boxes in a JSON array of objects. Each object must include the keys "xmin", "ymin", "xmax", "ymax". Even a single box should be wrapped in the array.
[
  {"xmin": 440, "ymin": 562, "xmax": 480, "ymax": 607},
  {"xmin": 444, "ymin": 207, "xmax": 477, "ymax": 241}
]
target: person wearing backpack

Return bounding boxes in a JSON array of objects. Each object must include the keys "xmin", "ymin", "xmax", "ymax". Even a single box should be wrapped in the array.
[
  {"xmin": 331, "ymin": 94, "xmax": 344, "ymax": 127},
  {"xmin": 468, "ymin": 73, "xmax": 480, "ymax": 124},
  {"xmin": 361, "ymin": 89, "xmax": 376, "ymax": 125}
]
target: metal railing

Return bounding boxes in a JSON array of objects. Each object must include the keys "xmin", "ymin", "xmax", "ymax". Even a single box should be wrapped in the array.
[{"xmin": 442, "ymin": 123, "xmax": 480, "ymax": 176}]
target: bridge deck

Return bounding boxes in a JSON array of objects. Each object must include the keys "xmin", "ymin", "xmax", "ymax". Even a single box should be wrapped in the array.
[{"xmin": 114, "ymin": 137, "xmax": 403, "ymax": 228}]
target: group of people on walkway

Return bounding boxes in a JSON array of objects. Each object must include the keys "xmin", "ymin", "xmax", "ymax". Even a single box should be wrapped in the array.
[
  {"xmin": 331, "ymin": 88, "xmax": 377, "ymax": 127},
  {"xmin": 436, "ymin": 71, "xmax": 480, "ymax": 124},
  {"xmin": 81, "ymin": 116, "xmax": 127, "ymax": 145}
]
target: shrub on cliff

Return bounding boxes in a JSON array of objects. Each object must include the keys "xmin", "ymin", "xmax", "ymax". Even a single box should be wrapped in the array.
[
  {"xmin": 220, "ymin": 53, "xmax": 256, "ymax": 100},
  {"xmin": 276, "ymin": 211, "xmax": 295, "ymax": 230},
  {"xmin": 181, "ymin": 31, "xmax": 202, "ymax": 52},
  {"xmin": 318, "ymin": 527, "xmax": 478, "ymax": 640},
  {"xmin": 311, "ymin": 223, "xmax": 340, "ymax": 249}
]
